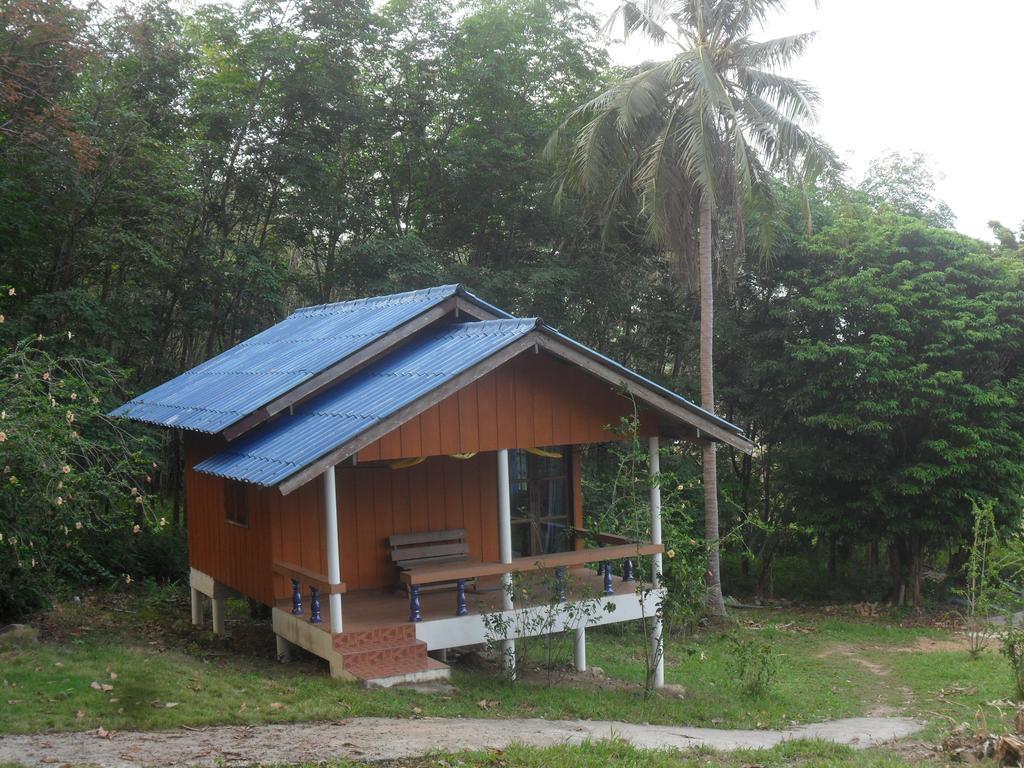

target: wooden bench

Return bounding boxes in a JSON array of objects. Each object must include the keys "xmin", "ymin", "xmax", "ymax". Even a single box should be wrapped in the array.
[{"xmin": 389, "ymin": 528, "xmax": 476, "ymax": 592}]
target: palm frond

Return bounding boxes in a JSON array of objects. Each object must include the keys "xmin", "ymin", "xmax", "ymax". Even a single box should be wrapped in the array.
[{"xmin": 733, "ymin": 31, "xmax": 817, "ymax": 69}]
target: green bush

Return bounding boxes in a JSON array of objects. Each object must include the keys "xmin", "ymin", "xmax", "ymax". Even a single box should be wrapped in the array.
[
  {"xmin": 1001, "ymin": 625, "xmax": 1024, "ymax": 701},
  {"xmin": 727, "ymin": 633, "xmax": 779, "ymax": 697},
  {"xmin": 0, "ymin": 327, "xmax": 156, "ymax": 620}
]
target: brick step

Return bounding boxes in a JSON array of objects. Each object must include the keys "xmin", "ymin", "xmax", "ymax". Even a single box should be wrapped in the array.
[
  {"xmin": 338, "ymin": 639, "xmax": 428, "ymax": 668},
  {"xmin": 332, "ymin": 625, "xmax": 418, "ymax": 655},
  {"xmin": 343, "ymin": 653, "xmax": 450, "ymax": 686}
]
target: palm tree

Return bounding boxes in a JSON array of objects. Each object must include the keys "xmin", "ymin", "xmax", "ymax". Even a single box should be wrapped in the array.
[{"xmin": 549, "ymin": 0, "xmax": 833, "ymax": 616}]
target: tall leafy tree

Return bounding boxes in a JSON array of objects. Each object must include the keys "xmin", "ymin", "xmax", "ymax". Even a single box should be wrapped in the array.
[{"xmin": 549, "ymin": 0, "xmax": 832, "ymax": 615}]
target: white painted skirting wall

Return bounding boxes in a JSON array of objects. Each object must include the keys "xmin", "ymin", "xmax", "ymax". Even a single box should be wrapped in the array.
[{"xmin": 414, "ymin": 588, "xmax": 665, "ymax": 651}]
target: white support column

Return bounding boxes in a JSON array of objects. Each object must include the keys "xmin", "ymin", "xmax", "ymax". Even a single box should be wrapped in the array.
[
  {"xmin": 211, "ymin": 596, "xmax": 226, "ymax": 636},
  {"xmin": 324, "ymin": 465, "xmax": 343, "ymax": 634},
  {"xmin": 190, "ymin": 587, "xmax": 204, "ymax": 627},
  {"xmin": 649, "ymin": 435, "xmax": 665, "ymax": 689},
  {"xmin": 574, "ymin": 625, "xmax": 587, "ymax": 671},
  {"xmin": 497, "ymin": 449, "xmax": 516, "ymax": 678}
]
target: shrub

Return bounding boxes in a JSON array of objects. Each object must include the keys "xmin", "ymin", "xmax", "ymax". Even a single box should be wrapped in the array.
[
  {"xmin": 1001, "ymin": 626, "xmax": 1024, "ymax": 701},
  {"xmin": 728, "ymin": 634, "xmax": 779, "ymax": 697},
  {"xmin": 0, "ymin": 326, "xmax": 156, "ymax": 620}
]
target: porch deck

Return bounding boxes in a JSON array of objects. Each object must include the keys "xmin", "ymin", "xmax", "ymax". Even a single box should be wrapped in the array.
[
  {"xmin": 269, "ymin": 564, "xmax": 660, "ymax": 685},
  {"xmin": 275, "ymin": 566, "xmax": 643, "ymax": 635}
]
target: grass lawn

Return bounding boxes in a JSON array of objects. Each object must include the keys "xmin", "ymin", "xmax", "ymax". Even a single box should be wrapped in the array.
[{"xmin": 0, "ymin": 586, "xmax": 1019, "ymax": 764}]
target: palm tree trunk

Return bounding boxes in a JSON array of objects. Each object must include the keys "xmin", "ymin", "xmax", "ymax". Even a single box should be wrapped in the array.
[{"xmin": 699, "ymin": 196, "xmax": 727, "ymax": 618}]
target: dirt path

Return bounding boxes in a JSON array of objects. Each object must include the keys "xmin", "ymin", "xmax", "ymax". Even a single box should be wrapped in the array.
[
  {"xmin": 0, "ymin": 716, "xmax": 923, "ymax": 767},
  {"xmin": 816, "ymin": 642, "xmax": 916, "ymax": 716}
]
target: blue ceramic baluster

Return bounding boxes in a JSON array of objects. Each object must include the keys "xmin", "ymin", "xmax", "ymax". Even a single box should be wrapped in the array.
[
  {"xmin": 291, "ymin": 579, "xmax": 303, "ymax": 616},
  {"xmin": 309, "ymin": 587, "xmax": 322, "ymax": 624},
  {"xmin": 623, "ymin": 558, "xmax": 634, "ymax": 582},
  {"xmin": 455, "ymin": 579, "xmax": 469, "ymax": 616},
  {"xmin": 409, "ymin": 585, "xmax": 422, "ymax": 622},
  {"xmin": 603, "ymin": 562, "xmax": 613, "ymax": 595}
]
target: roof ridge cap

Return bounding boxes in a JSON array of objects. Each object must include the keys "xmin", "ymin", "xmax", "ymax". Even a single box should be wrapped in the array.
[{"xmin": 290, "ymin": 284, "xmax": 460, "ymax": 317}]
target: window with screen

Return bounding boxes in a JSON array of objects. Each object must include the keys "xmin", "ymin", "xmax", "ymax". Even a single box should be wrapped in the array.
[
  {"xmin": 508, "ymin": 447, "xmax": 572, "ymax": 557},
  {"xmin": 225, "ymin": 480, "xmax": 249, "ymax": 528}
]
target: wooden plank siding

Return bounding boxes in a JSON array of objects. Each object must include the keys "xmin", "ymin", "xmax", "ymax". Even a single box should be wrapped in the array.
[
  {"xmin": 184, "ymin": 349, "xmax": 649, "ymax": 603},
  {"xmin": 356, "ymin": 351, "xmax": 657, "ymax": 462},
  {"xmin": 184, "ymin": 433, "xmax": 276, "ymax": 605}
]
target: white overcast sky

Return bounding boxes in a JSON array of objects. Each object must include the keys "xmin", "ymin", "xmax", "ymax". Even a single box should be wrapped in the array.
[{"xmin": 597, "ymin": 0, "xmax": 1024, "ymax": 241}]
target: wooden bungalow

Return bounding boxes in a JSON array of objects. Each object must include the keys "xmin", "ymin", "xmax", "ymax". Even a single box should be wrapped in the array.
[{"xmin": 113, "ymin": 285, "xmax": 752, "ymax": 687}]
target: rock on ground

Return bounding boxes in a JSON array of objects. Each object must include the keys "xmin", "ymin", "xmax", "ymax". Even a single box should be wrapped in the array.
[{"xmin": 0, "ymin": 716, "xmax": 923, "ymax": 767}]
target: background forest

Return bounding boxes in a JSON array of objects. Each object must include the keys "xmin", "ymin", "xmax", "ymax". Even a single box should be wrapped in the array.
[{"xmin": 2, "ymin": 0, "xmax": 1023, "ymax": 621}]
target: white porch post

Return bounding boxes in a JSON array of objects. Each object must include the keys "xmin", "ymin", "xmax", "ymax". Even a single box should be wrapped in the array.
[
  {"xmin": 574, "ymin": 625, "xmax": 586, "ymax": 671},
  {"xmin": 649, "ymin": 435, "xmax": 665, "ymax": 688},
  {"xmin": 190, "ymin": 588, "xmax": 204, "ymax": 627},
  {"xmin": 324, "ymin": 465, "xmax": 343, "ymax": 634},
  {"xmin": 497, "ymin": 449, "xmax": 516, "ymax": 677}
]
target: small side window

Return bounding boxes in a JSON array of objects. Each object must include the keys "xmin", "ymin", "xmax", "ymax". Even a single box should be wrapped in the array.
[{"xmin": 225, "ymin": 480, "xmax": 249, "ymax": 528}]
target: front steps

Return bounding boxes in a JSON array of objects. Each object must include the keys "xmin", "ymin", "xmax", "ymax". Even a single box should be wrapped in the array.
[
  {"xmin": 333, "ymin": 624, "xmax": 450, "ymax": 687},
  {"xmin": 272, "ymin": 608, "xmax": 450, "ymax": 687}
]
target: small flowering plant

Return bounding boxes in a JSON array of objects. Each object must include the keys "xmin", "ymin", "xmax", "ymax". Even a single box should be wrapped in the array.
[{"xmin": 0, "ymin": 321, "xmax": 155, "ymax": 617}]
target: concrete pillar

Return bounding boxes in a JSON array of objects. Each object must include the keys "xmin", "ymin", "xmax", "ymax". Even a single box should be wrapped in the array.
[
  {"xmin": 497, "ymin": 448, "xmax": 516, "ymax": 678},
  {"xmin": 323, "ymin": 465, "xmax": 344, "ymax": 634},
  {"xmin": 649, "ymin": 435, "xmax": 665, "ymax": 689},
  {"xmin": 276, "ymin": 635, "xmax": 292, "ymax": 663},
  {"xmin": 190, "ymin": 588, "xmax": 204, "ymax": 627},
  {"xmin": 574, "ymin": 625, "xmax": 587, "ymax": 672},
  {"xmin": 211, "ymin": 596, "xmax": 226, "ymax": 636}
]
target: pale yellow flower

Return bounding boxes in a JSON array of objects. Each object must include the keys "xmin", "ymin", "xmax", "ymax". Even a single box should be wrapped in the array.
[
  {"xmin": 67, "ymin": 331, "xmax": 72, "ymax": 340},
  {"xmin": 65, "ymin": 410, "xmax": 74, "ymax": 425},
  {"xmin": 666, "ymin": 549, "xmax": 676, "ymax": 559},
  {"xmin": 0, "ymin": 432, "xmax": 7, "ymax": 443},
  {"xmin": 135, "ymin": 495, "xmax": 143, "ymax": 505},
  {"xmin": 75, "ymin": 521, "xmax": 82, "ymax": 530},
  {"xmin": 8, "ymin": 287, "xmax": 15, "ymax": 296},
  {"xmin": 42, "ymin": 372, "xmax": 50, "ymax": 381},
  {"xmin": 0, "ymin": 314, "xmax": 5, "ymax": 324},
  {"xmin": 70, "ymin": 392, "xmax": 77, "ymax": 401},
  {"xmin": 159, "ymin": 517, "xmax": 167, "ymax": 527},
  {"xmin": 55, "ymin": 496, "xmax": 63, "ymax": 506},
  {"xmin": 124, "ymin": 574, "xmax": 132, "ymax": 585},
  {"xmin": 63, "ymin": 465, "xmax": 71, "ymax": 474},
  {"xmin": 130, "ymin": 487, "xmax": 138, "ymax": 496},
  {"xmin": 132, "ymin": 524, "xmax": 141, "ymax": 534}
]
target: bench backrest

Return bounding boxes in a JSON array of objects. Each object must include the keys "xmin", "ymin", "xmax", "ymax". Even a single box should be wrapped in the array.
[{"xmin": 389, "ymin": 528, "xmax": 469, "ymax": 565}]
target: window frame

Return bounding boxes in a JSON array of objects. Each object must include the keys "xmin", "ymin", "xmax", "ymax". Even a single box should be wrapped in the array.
[{"xmin": 225, "ymin": 480, "xmax": 250, "ymax": 529}]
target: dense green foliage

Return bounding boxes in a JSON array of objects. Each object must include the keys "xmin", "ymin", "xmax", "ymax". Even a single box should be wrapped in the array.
[{"xmin": 1, "ymin": 0, "xmax": 1021, "ymax": 615}]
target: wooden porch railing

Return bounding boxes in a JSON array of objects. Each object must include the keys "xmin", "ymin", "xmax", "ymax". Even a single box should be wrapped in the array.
[
  {"xmin": 272, "ymin": 560, "xmax": 346, "ymax": 626},
  {"xmin": 399, "ymin": 541, "xmax": 663, "ymax": 622}
]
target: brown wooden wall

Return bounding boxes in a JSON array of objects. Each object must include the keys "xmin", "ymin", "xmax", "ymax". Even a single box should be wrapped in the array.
[
  {"xmin": 186, "ymin": 442, "xmax": 585, "ymax": 600},
  {"xmin": 356, "ymin": 351, "xmax": 657, "ymax": 463},
  {"xmin": 184, "ymin": 433, "xmax": 277, "ymax": 605},
  {"xmin": 184, "ymin": 349, "xmax": 636, "ymax": 602}
]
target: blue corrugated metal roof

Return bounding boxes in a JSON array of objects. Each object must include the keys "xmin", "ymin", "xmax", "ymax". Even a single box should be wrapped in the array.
[
  {"xmin": 110, "ymin": 285, "xmax": 462, "ymax": 433},
  {"xmin": 194, "ymin": 319, "xmax": 539, "ymax": 486}
]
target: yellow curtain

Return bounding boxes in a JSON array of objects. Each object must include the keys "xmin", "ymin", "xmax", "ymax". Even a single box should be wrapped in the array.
[
  {"xmin": 388, "ymin": 456, "xmax": 426, "ymax": 470},
  {"xmin": 524, "ymin": 447, "xmax": 562, "ymax": 459}
]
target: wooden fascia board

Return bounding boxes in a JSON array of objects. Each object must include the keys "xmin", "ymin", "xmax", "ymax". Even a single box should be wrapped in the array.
[
  {"xmin": 452, "ymin": 295, "xmax": 502, "ymax": 320},
  {"xmin": 221, "ymin": 299, "xmax": 457, "ymax": 441},
  {"xmin": 276, "ymin": 331, "xmax": 539, "ymax": 495},
  {"xmin": 534, "ymin": 335, "xmax": 754, "ymax": 454}
]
